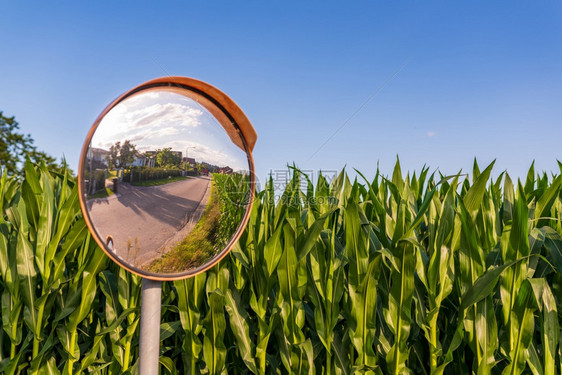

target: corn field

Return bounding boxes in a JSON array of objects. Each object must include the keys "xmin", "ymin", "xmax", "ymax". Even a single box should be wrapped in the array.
[{"xmin": 0, "ymin": 160, "xmax": 561, "ymax": 374}]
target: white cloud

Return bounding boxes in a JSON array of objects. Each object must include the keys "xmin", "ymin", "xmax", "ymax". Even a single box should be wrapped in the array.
[
  {"xmin": 127, "ymin": 103, "xmax": 202, "ymax": 130},
  {"xmin": 426, "ymin": 131, "xmax": 436, "ymax": 137},
  {"xmin": 92, "ymin": 91, "xmax": 203, "ymax": 149}
]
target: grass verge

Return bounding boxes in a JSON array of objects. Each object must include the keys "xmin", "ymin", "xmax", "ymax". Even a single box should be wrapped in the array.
[{"xmin": 145, "ymin": 181, "xmax": 219, "ymax": 273}]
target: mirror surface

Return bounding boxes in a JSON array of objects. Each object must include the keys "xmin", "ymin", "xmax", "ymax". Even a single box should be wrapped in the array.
[{"xmin": 80, "ymin": 88, "xmax": 252, "ymax": 278}]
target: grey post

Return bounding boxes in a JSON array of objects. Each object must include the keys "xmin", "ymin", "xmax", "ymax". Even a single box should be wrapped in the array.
[{"xmin": 139, "ymin": 278, "xmax": 162, "ymax": 375}]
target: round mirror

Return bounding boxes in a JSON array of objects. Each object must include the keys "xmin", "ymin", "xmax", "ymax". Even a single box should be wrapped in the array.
[{"xmin": 78, "ymin": 77, "xmax": 256, "ymax": 280}]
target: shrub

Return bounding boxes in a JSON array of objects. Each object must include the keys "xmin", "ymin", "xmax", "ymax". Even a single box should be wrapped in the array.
[{"xmin": 123, "ymin": 167, "xmax": 184, "ymax": 184}]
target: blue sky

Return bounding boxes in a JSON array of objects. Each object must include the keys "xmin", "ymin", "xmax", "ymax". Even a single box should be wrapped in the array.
[{"xmin": 1, "ymin": 1, "xmax": 561, "ymax": 186}]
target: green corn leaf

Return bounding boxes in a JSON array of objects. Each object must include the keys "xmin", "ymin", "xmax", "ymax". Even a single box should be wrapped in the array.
[
  {"xmin": 264, "ymin": 223, "xmax": 283, "ymax": 277},
  {"xmin": 66, "ymin": 245, "xmax": 107, "ymax": 332},
  {"xmin": 50, "ymin": 221, "xmax": 88, "ymax": 287},
  {"xmin": 502, "ymin": 279, "xmax": 538, "ymax": 375},
  {"xmin": 16, "ymin": 228, "xmax": 38, "ymax": 334},
  {"xmin": 527, "ymin": 278, "xmax": 559, "ymax": 375},
  {"xmin": 37, "ymin": 356, "xmax": 61, "ymax": 375},
  {"xmin": 175, "ymin": 273, "xmax": 205, "ymax": 374},
  {"xmin": 332, "ymin": 326, "xmax": 352, "ymax": 375},
  {"xmin": 203, "ymin": 289, "xmax": 227, "ymax": 374},
  {"xmin": 0, "ymin": 222, "xmax": 10, "ymax": 282},
  {"xmin": 475, "ymin": 296, "xmax": 498, "ymax": 374},
  {"xmin": 386, "ymin": 241, "xmax": 415, "ymax": 375},
  {"xmin": 528, "ymin": 228, "xmax": 546, "ymax": 278},
  {"xmin": 500, "ymin": 182, "xmax": 530, "ymax": 345},
  {"xmin": 159, "ymin": 356, "xmax": 177, "ymax": 375},
  {"xmin": 535, "ymin": 175, "xmax": 562, "ymax": 225},
  {"xmin": 202, "ymin": 266, "xmax": 229, "ymax": 374},
  {"xmin": 96, "ymin": 307, "xmax": 138, "ymax": 336},
  {"xmin": 44, "ymin": 184, "xmax": 80, "ymax": 282},
  {"xmin": 297, "ymin": 210, "xmax": 332, "ymax": 262},
  {"xmin": 460, "ymin": 257, "xmax": 527, "ymax": 312},
  {"xmin": 160, "ymin": 321, "xmax": 181, "ymax": 341},
  {"xmin": 527, "ymin": 341, "xmax": 543, "ymax": 375},
  {"xmin": 22, "ymin": 160, "xmax": 41, "ymax": 229},
  {"xmin": 464, "ymin": 160, "xmax": 495, "ymax": 213},
  {"xmin": 408, "ymin": 188, "xmax": 436, "ymax": 233},
  {"xmin": 392, "ymin": 156, "xmax": 404, "ymax": 194},
  {"xmin": 223, "ymin": 289, "xmax": 258, "ymax": 374},
  {"xmin": 34, "ymin": 167, "xmax": 54, "ymax": 280},
  {"xmin": 524, "ymin": 161, "xmax": 535, "ymax": 195},
  {"xmin": 79, "ymin": 334, "xmax": 104, "ymax": 373},
  {"xmin": 540, "ymin": 227, "xmax": 562, "ymax": 275}
]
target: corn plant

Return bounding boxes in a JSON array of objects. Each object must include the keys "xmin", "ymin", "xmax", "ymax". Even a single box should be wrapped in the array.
[{"xmin": 0, "ymin": 159, "xmax": 561, "ymax": 374}]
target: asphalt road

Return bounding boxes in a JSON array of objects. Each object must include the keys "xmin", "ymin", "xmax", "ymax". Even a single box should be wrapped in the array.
[{"xmin": 87, "ymin": 176, "xmax": 211, "ymax": 268}]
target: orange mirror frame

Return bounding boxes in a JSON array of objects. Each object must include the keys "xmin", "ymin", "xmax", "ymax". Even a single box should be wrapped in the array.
[{"xmin": 77, "ymin": 77, "xmax": 257, "ymax": 281}]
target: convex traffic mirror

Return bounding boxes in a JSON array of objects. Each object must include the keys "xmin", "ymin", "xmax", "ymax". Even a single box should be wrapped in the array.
[{"xmin": 78, "ymin": 77, "xmax": 256, "ymax": 280}]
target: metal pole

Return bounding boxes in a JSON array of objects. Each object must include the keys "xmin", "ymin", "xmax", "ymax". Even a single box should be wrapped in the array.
[{"xmin": 139, "ymin": 278, "xmax": 162, "ymax": 375}]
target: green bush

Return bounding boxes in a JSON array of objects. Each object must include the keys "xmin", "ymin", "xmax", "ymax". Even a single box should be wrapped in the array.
[
  {"xmin": 0, "ymin": 160, "xmax": 561, "ymax": 374},
  {"xmin": 123, "ymin": 167, "xmax": 184, "ymax": 184},
  {"xmin": 83, "ymin": 168, "xmax": 106, "ymax": 195}
]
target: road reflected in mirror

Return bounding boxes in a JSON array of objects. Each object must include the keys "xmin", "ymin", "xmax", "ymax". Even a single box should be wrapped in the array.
[{"xmin": 81, "ymin": 89, "xmax": 251, "ymax": 275}]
